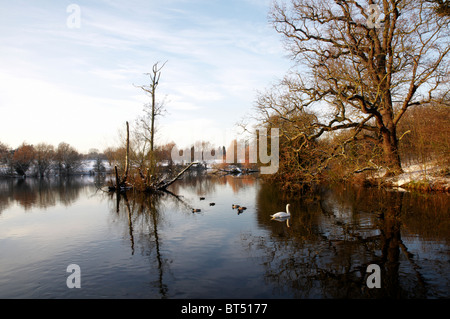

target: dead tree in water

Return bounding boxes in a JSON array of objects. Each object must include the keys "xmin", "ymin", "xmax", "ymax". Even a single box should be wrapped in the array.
[
  {"xmin": 109, "ymin": 121, "xmax": 197, "ymax": 194},
  {"xmin": 135, "ymin": 61, "xmax": 167, "ymax": 154}
]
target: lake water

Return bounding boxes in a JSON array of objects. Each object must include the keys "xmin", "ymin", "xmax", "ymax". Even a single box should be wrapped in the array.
[{"xmin": 0, "ymin": 174, "xmax": 448, "ymax": 299}]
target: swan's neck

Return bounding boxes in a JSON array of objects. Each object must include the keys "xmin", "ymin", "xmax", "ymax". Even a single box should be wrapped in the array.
[{"xmin": 286, "ymin": 205, "xmax": 290, "ymax": 215}]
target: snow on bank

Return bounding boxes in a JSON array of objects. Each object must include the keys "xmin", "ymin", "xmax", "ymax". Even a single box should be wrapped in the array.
[{"xmin": 382, "ymin": 161, "xmax": 449, "ymax": 191}]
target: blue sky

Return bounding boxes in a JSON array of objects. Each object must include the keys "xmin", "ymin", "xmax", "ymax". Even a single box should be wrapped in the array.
[{"xmin": 0, "ymin": 0, "xmax": 291, "ymax": 153}]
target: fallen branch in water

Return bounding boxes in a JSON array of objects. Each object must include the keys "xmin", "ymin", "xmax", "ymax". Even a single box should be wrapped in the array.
[
  {"xmin": 157, "ymin": 162, "xmax": 198, "ymax": 190},
  {"xmin": 108, "ymin": 162, "xmax": 198, "ymax": 194}
]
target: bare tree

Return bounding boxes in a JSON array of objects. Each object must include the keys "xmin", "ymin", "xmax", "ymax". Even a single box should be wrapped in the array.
[
  {"xmin": 0, "ymin": 141, "xmax": 10, "ymax": 165},
  {"xmin": 267, "ymin": 0, "xmax": 449, "ymax": 176},
  {"xmin": 155, "ymin": 141, "xmax": 176, "ymax": 166},
  {"xmin": 135, "ymin": 61, "xmax": 168, "ymax": 156},
  {"xmin": 35, "ymin": 143, "xmax": 55, "ymax": 177},
  {"xmin": 55, "ymin": 142, "xmax": 83, "ymax": 175},
  {"xmin": 12, "ymin": 143, "xmax": 35, "ymax": 177}
]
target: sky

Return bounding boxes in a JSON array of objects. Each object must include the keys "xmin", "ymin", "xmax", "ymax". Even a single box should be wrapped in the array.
[{"xmin": 0, "ymin": 0, "xmax": 292, "ymax": 153}]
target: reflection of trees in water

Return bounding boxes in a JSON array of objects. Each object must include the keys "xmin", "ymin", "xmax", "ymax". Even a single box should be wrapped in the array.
[
  {"xmin": 106, "ymin": 173, "xmax": 261, "ymax": 298},
  {"xmin": 169, "ymin": 174, "xmax": 218, "ymax": 197},
  {"xmin": 253, "ymin": 182, "xmax": 448, "ymax": 298},
  {"xmin": 0, "ymin": 176, "xmax": 101, "ymax": 213},
  {"xmin": 252, "ymin": 183, "xmax": 368, "ymax": 298},
  {"xmin": 108, "ymin": 177, "xmax": 447, "ymax": 298},
  {"xmin": 107, "ymin": 190, "xmax": 192, "ymax": 299},
  {"xmin": 0, "ymin": 179, "xmax": 14, "ymax": 214},
  {"xmin": 168, "ymin": 173, "xmax": 257, "ymax": 196},
  {"xmin": 103, "ymin": 176, "xmax": 447, "ymax": 298}
]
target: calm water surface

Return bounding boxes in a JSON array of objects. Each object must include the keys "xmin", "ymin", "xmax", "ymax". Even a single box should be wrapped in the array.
[{"xmin": 0, "ymin": 175, "xmax": 448, "ymax": 298}]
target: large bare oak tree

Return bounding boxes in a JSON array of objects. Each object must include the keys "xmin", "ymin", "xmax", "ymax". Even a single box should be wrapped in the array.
[{"xmin": 265, "ymin": 0, "xmax": 449, "ymax": 175}]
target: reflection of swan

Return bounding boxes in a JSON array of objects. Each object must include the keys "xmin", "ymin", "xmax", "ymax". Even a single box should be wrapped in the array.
[
  {"xmin": 271, "ymin": 204, "xmax": 291, "ymax": 219},
  {"xmin": 271, "ymin": 217, "xmax": 290, "ymax": 227}
]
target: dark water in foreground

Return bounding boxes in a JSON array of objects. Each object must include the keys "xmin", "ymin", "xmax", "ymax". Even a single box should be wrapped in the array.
[{"xmin": 0, "ymin": 175, "xmax": 448, "ymax": 298}]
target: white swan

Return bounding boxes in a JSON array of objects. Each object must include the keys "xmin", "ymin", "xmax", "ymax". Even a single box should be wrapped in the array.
[{"xmin": 270, "ymin": 204, "xmax": 291, "ymax": 219}]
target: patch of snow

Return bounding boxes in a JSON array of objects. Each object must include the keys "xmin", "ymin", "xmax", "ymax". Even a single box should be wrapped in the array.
[{"xmin": 385, "ymin": 161, "xmax": 449, "ymax": 189}]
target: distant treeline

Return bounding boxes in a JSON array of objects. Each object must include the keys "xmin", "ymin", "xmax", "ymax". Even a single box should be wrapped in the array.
[
  {"xmin": 0, "ymin": 139, "xmax": 250, "ymax": 178},
  {"xmin": 0, "ymin": 141, "xmax": 107, "ymax": 177}
]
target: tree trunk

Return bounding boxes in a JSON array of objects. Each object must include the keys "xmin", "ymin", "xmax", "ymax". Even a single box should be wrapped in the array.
[
  {"xmin": 151, "ymin": 82, "xmax": 156, "ymax": 153},
  {"xmin": 122, "ymin": 121, "xmax": 130, "ymax": 184},
  {"xmin": 381, "ymin": 130, "xmax": 403, "ymax": 176},
  {"xmin": 380, "ymin": 109, "xmax": 403, "ymax": 176},
  {"xmin": 114, "ymin": 165, "xmax": 120, "ymax": 190}
]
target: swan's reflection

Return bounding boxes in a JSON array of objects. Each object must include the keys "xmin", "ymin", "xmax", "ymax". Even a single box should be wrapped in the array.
[{"xmin": 271, "ymin": 216, "xmax": 290, "ymax": 227}]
